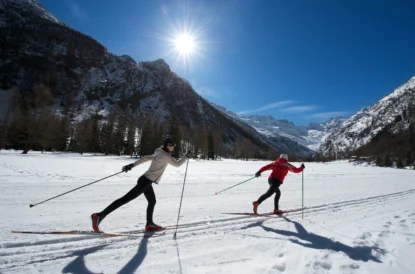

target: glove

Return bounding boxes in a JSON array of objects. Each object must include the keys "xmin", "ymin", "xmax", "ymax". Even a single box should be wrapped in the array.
[
  {"xmin": 122, "ymin": 163, "xmax": 135, "ymax": 173},
  {"xmin": 255, "ymin": 171, "xmax": 261, "ymax": 178},
  {"xmin": 301, "ymin": 163, "xmax": 305, "ymax": 169},
  {"xmin": 185, "ymin": 151, "xmax": 192, "ymax": 158}
]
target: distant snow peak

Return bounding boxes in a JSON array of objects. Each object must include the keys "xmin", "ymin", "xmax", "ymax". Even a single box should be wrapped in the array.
[
  {"xmin": 238, "ymin": 115, "xmax": 345, "ymax": 151},
  {"xmin": 320, "ymin": 76, "xmax": 415, "ymax": 155}
]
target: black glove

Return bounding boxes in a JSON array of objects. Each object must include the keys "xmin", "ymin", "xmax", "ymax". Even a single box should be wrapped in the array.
[
  {"xmin": 301, "ymin": 163, "xmax": 305, "ymax": 169},
  {"xmin": 255, "ymin": 171, "xmax": 261, "ymax": 178},
  {"xmin": 185, "ymin": 151, "xmax": 192, "ymax": 158},
  {"xmin": 122, "ymin": 163, "xmax": 135, "ymax": 173}
]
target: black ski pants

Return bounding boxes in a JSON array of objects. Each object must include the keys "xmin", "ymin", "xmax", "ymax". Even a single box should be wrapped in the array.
[
  {"xmin": 99, "ymin": 175, "xmax": 156, "ymax": 225},
  {"xmin": 257, "ymin": 178, "xmax": 282, "ymax": 209}
]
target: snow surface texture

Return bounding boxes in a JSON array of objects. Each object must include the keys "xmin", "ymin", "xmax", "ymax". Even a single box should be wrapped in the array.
[{"xmin": 1, "ymin": 152, "xmax": 414, "ymax": 273}]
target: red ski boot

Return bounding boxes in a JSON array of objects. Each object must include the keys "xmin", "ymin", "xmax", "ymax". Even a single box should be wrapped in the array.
[
  {"xmin": 253, "ymin": 201, "xmax": 259, "ymax": 214},
  {"xmin": 91, "ymin": 213, "xmax": 102, "ymax": 232},
  {"xmin": 273, "ymin": 208, "xmax": 283, "ymax": 215},
  {"xmin": 145, "ymin": 224, "xmax": 164, "ymax": 231}
]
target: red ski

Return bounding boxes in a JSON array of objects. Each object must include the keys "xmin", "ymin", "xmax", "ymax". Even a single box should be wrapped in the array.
[
  {"xmin": 11, "ymin": 230, "xmax": 166, "ymax": 237},
  {"xmin": 223, "ymin": 206, "xmax": 306, "ymax": 216},
  {"xmin": 11, "ymin": 224, "xmax": 194, "ymax": 237}
]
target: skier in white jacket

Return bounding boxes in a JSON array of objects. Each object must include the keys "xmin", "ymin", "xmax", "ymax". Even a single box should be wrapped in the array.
[{"xmin": 91, "ymin": 137, "xmax": 188, "ymax": 232}]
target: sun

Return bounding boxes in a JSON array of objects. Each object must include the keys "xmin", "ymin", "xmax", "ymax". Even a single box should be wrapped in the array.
[
  {"xmin": 173, "ymin": 34, "xmax": 196, "ymax": 55},
  {"xmin": 149, "ymin": 4, "xmax": 211, "ymax": 70}
]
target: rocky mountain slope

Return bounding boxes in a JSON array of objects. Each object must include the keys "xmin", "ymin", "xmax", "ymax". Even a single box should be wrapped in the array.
[
  {"xmin": 319, "ymin": 76, "xmax": 415, "ymax": 156},
  {"xmin": 208, "ymin": 103, "xmax": 315, "ymax": 156},
  {"xmin": 241, "ymin": 115, "xmax": 346, "ymax": 151},
  {"xmin": 0, "ymin": 0, "xmax": 281, "ymax": 157}
]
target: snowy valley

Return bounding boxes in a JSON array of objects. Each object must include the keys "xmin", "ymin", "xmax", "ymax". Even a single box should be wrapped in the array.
[{"xmin": 1, "ymin": 152, "xmax": 414, "ymax": 273}]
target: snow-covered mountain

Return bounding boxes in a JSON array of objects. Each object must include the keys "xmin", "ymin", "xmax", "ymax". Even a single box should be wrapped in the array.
[
  {"xmin": 0, "ymin": 0, "xmax": 278, "ymax": 157},
  {"xmin": 208, "ymin": 103, "xmax": 315, "ymax": 156},
  {"xmin": 0, "ymin": 0, "xmax": 62, "ymax": 25},
  {"xmin": 319, "ymin": 76, "xmax": 415, "ymax": 156},
  {"xmin": 241, "ymin": 115, "xmax": 346, "ymax": 151}
]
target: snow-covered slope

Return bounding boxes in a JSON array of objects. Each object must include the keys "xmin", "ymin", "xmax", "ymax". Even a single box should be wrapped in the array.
[
  {"xmin": 0, "ymin": 0, "xmax": 278, "ymax": 156},
  {"xmin": 0, "ymin": 0, "xmax": 62, "ymax": 25},
  {"xmin": 208, "ymin": 103, "xmax": 315, "ymax": 156},
  {"xmin": 320, "ymin": 76, "xmax": 415, "ymax": 155},
  {"xmin": 1, "ymin": 152, "xmax": 415, "ymax": 273},
  {"xmin": 242, "ymin": 115, "xmax": 346, "ymax": 151}
]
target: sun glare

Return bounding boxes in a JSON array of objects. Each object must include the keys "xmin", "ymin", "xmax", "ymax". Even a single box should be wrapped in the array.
[
  {"xmin": 174, "ymin": 34, "xmax": 196, "ymax": 54},
  {"xmin": 149, "ymin": 4, "xmax": 211, "ymax": 69}
]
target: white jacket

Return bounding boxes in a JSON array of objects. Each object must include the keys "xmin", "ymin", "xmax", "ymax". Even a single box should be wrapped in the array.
[{"xmin": 133, "ymin": 147, "xmax": 187, "ymax": 183}]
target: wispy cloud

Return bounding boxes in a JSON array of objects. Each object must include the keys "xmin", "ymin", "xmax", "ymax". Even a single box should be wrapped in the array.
[
  {"xmin": 66, "ymin": 0, "xmax": 88, "ymax": 19},
  {"xmin": 237, "ymin": 100, "xmax": 295, "ymax": 115},
  {"xmin": 279, "ymin": 105, "xmax": 318, "ymax": 113},
  {"xmin": 308, "ymin": 111, "xmax": 348, "ymax": 120},
  {"xmin": 197, "ymin": 87, "xmax": 220, "ymax": 98}
]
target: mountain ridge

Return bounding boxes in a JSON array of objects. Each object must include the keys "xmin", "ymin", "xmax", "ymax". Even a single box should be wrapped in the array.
[{"xmin": 319, "ymin": 76, "xmax": 415, "ymax": 156}]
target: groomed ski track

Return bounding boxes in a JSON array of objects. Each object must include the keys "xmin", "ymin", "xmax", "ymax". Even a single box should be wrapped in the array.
[{"xmin": 2, "ymin": 187, "xmax": 415, "ymax": 271}]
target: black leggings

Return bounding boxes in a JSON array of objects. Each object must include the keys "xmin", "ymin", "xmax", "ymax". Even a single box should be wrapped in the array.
[
  {"xmin": 257, "ymin": 178, "xmax": 282, "ymax": 209},
  {"xmin": 99, "ymin": 175, "xmax": 156, "ymax": 225}
]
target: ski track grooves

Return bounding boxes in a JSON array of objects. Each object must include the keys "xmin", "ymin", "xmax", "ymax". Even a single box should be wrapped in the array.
[{"xmin": 1, "ymin": 188, "xmax": 415, "ymax": 270}]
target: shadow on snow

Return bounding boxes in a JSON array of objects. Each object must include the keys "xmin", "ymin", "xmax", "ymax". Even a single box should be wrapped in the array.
[{"xmin": 242, "ymin": 216, "xmax": 385, "ymax": 263}]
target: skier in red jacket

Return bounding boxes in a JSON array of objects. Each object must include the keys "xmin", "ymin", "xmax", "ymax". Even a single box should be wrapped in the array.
[{"xmin": 253, "ymin": 154, "xmax": 304, "ymax": 214}]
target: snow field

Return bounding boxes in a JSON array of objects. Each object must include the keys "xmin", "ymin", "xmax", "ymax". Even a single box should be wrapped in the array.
[{"xmin": 1, "ymin": 152, "xmax": 415, "ymax": 273}]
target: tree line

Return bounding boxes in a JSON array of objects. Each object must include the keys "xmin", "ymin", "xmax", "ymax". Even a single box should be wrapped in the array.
[{"xmin": 0, "ymin": 86, "xmax": 280, "ymax": 160}]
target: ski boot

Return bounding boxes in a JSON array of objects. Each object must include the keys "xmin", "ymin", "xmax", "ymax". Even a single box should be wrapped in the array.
[
  {"xmin": 91, "ymin": 213, "xmax": 102, "ymax": 232},
  {"xmin": 253, "ymin": 201, "xmax": 259, "ymax": 214},
  {"xmin": 145, "ymin": 223, "xmax": 164, "ymax": 231},
  {"xmin": 273, "ymin": 208, "xmax": 283, "ymax": 215}
]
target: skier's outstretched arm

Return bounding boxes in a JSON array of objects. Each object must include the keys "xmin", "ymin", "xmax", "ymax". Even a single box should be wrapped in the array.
[
  {"xmin": 167, "ymin": 154, "xmax": 188, "ymax": 167},
  {"xmin": 133, "ymin": 155, "xmax": 154, "ymax": 166},
  {"xmin": 122, "ymin": 155, "xmax": 154, "ymax": 172},
  {"xmin": 255, "ymin": 163, "xmax": 274, "ymax": 177},
  {"xmin": 285, "ymin": 163, "xmax": 305, "ymax": 173}
]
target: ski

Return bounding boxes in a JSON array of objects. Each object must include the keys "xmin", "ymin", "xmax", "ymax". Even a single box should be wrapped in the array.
[
  {"xmin": 11, "ymin": 230, "xmax": 167, "ymax": 237},
  {"xmin": 223, "ymin": 206, "xmax": 306, "ymax": 216},
  {"xmin": 10, "ymin": 224, "xmax": 193, "ymax": 237}
]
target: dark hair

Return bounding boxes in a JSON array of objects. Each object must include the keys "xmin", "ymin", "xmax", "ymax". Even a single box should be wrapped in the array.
[{"xmin": 163, "ymin": 137, "xmax": 175, "ymax": 149}]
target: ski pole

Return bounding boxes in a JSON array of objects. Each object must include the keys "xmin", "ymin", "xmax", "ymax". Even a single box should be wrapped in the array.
[
  {"xmin": 302, "ymin": 169, "xmax": 304, "ymax": 219},
  {"xmin": 174, "ymin": 159, "xmax": 190, "ymax": 239},
  {"xmin": 29, "ymin": 171, "xmax": 124, "ymax": 208},
  {"xmin": 214, "ymin": 176, "xmax": 256, "ymax": 195}
]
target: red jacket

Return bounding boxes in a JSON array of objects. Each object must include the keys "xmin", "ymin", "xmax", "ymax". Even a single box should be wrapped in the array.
[{"xmin": 258, "ymin": 158, "xmax": 304, "ymax": 183}]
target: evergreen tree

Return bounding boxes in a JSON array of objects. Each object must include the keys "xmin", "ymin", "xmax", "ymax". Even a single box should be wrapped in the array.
[
  {"xmin": 397, "ymin": 157, "xmax": 404, "ymax": 169},
  {"xmin": 76, "ymin": 120, "xmax": 93, "ymax": 154},
  {"xmin": 139, "ymin": 116, "xmax": 154, "ymax": 156},
  {"xmin": 207, "ymin": 130, "xmax": 215, "ymax": 160},
  {"xmin": 169, "ymin": 114, "xmax": 181, "ymax": 158},
  {"xmin": 113, "ymin": 113, "xmax": 127, "ymax": 155},
  {"xmin": 101, "ymin": 113, "xmax": 115, "ymax": 155},
  {"xmin": 55, "ymin": 115, "xmax": 70, "ymax": 151},
  {"xmin": 6, "ymin": 108, "xmax": 27, "ymax": 150},
  {"xmin": 376, "ymin": 156, "xmax": 383, "ymax": 167},
  {"xmin": 125, "ymin": 120, "xmax": 136, "ymax": 156},
  {"xmin": 384, "ymin": 153, "xmax": 392, "ymax": 167},
  {"xmin": 0, "ymin": 87, "xmax": 20, "ymax": 151},
  {"xmin": 151, "ymin": 118, "xmax": 164, "ymax": 151},
  {"xmin": 88, "ymin": 116, "xmax": 101, "ymax": 153},
  {"xmin": 22, "ymin": 84, "xmax": 54, "ymax": 154}
]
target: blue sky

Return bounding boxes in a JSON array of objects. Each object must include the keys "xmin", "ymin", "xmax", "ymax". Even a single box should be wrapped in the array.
[{"xmin": 39, "ymin": 0, "xmax": 415, "ymax": 125}]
